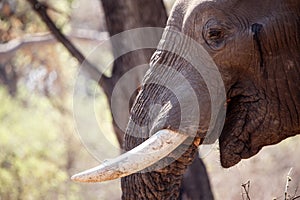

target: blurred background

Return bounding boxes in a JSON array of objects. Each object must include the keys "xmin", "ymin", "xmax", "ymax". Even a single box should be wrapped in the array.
[{"xmin": 0, "ymin": 0, "xmax": 299, "ymax": 199}]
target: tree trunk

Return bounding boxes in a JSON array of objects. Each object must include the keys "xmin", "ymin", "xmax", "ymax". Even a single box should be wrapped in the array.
[
  {"xmin": 99, "ymin": 1, "xmax": 214, "ymax": 199},
  {"xmin": 99, "ymin": 0, "xmax": 168, "ymax": 145},
  {"xmin": 180, "ymin": 155, "xmax": 214, "ymax": 200}
]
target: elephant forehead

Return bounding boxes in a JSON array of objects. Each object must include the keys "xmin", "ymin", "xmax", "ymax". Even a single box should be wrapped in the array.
[{"xmin": 179, "ymin": 0, "xmax": 288, "ymax": 27}]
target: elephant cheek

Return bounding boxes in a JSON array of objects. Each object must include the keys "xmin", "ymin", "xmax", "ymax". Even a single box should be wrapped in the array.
[{"xmin": 218, "ymin": 97, "xmax": 267, "ymax": 168}]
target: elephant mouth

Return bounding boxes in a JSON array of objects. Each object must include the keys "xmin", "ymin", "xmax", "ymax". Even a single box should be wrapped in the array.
[{"xmin": 71, "ymin": 129, "xmax": 189, "ymax": 182}]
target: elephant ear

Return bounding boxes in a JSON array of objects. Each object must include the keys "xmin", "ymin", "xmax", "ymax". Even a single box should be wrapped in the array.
[{"xmin": 218, "ymin": 94, "xmax": 297, "ymax": 168}]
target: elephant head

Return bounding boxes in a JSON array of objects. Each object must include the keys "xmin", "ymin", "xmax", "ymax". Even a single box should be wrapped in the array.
[{"xmin": 72, "ymin": 0, "xmax": 300, "ymax": 199}]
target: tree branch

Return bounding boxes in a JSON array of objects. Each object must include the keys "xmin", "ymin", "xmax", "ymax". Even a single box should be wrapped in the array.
[
  {"xmin": 26, "ymin": 0, "xmax": 110, "ymax": 86},
  {"xmin": 0, "ymin": 31, "xmax": 108, "ymax": 59}
]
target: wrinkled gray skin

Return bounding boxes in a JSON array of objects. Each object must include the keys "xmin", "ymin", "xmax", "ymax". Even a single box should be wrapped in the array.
[{"xmin": 121, "ymin": 0, "xmax": 300, "ymax": 199}]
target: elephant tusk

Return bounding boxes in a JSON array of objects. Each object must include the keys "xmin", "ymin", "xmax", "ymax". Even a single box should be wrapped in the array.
[{"xmin": 71, "ymin": 129, "xmax": 188, "ymax": 182}]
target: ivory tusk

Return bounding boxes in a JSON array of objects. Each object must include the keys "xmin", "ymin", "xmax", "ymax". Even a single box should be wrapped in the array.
[{"xmin": 71, "ymin": 129, "xmax": 188, "ymax": 182}]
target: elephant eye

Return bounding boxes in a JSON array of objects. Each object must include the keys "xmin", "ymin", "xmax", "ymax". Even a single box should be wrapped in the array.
[
  {"xmin": 203, "ymin": 19, "xmax": 228, "ymax": 51},
  {"xmin": 207, "ymin": 28, "xmax": 223, "ymax": 40}
]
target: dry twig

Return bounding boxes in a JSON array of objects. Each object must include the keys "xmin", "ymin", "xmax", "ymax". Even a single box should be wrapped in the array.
[
  {"xmin": 285, "ymin": 168, "xmax": 293, "ymax": 200},
  {"xmin": 241, "ymin": 180, "xmax": 251, "ymax": 200}
]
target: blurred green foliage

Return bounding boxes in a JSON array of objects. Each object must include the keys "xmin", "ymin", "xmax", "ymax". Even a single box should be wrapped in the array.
[
  {"xmin": 0, "ymin": 0, "xmax": 73, "ymax": 41},
  {"xmin": 0, "ymin": 87, "xmax": 81, "ymax": 200},
  {"xmin": 0, "ymin": 0, "xmax": 109, "ymax": 199}
]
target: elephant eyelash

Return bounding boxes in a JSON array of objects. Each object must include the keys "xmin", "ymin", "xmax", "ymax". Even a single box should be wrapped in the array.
[
  {"xmin": 207, "ymin": 28, "xmax": 223, "ymax": 40},
  {"xmin": 203, "ymin": 27, "xmax": 226, "ymax": 50},
  {"xmin": 202, "ymin": 19, "xmax": 229, "ymax": 50}
]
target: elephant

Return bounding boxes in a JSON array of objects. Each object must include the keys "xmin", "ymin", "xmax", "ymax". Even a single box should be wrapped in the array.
[{"xmin": 72, "ymin": 0, "xmax": 300, "ymax": 199}]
